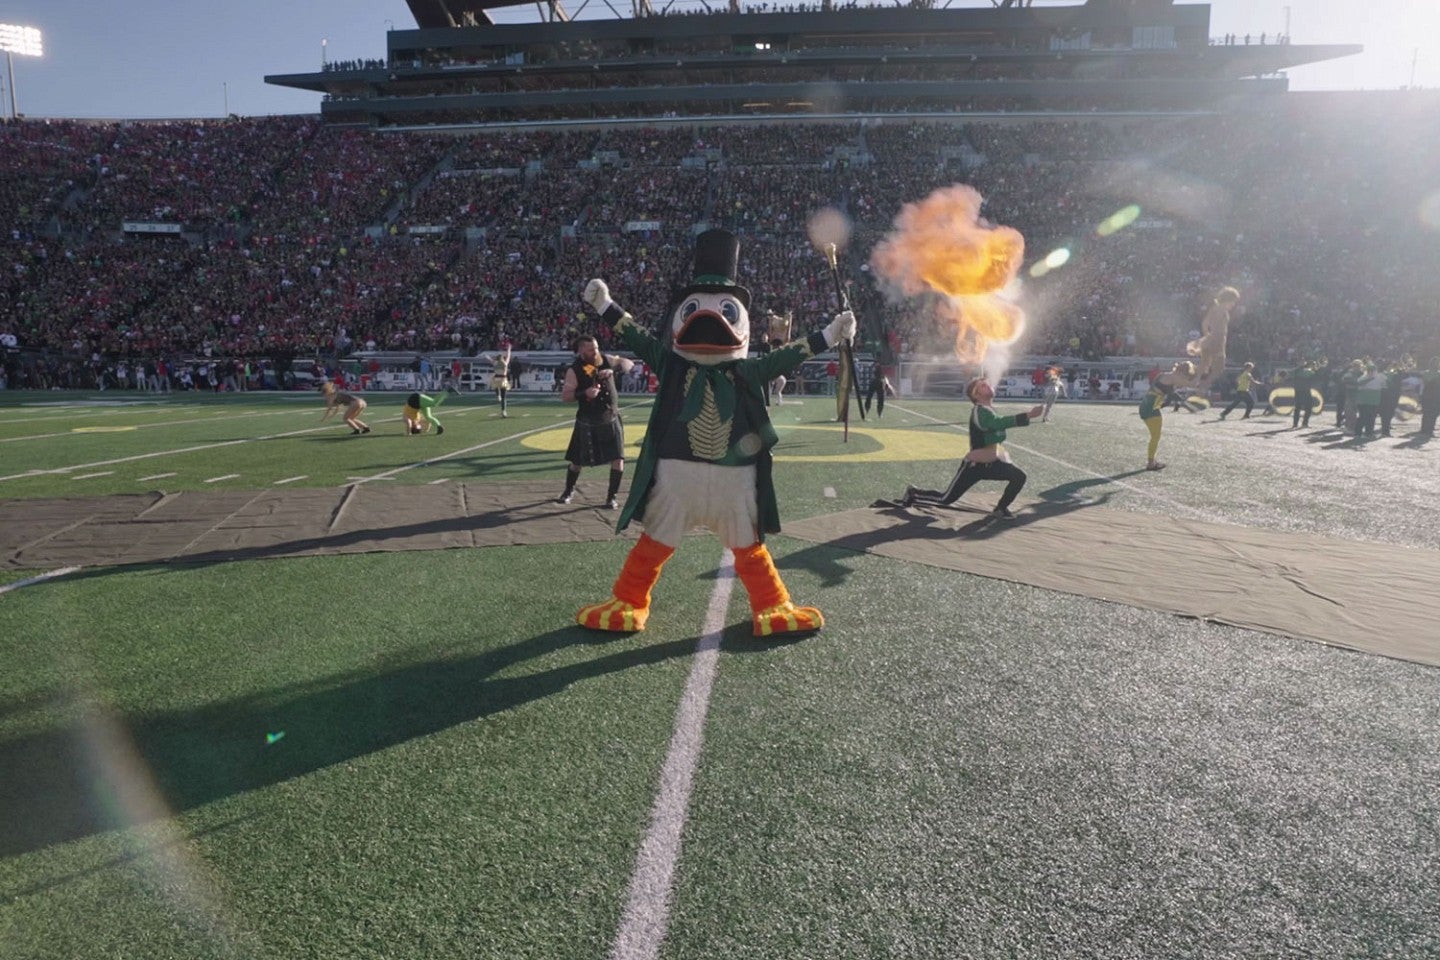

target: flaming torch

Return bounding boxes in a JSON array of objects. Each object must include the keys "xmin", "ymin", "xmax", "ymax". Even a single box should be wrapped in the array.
[{"xmin": 807, "ymin": 205, "xmax": 865, "ymax": 441}]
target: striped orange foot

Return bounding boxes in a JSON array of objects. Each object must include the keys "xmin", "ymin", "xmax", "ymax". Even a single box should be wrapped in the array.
[
  {"xmin": 577, "ymin": 598, "xmax": 649, "ymax": 632},
  {"xmin": 752, "ymin": 602, "xmax": 823, "ymax": 637}
]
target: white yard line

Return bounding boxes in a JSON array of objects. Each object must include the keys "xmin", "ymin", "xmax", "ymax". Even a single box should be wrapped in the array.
[
  {"xmin": 4, "ymin": 403, "xmax": 587, "ymax": 488},
  {"xmin": 0, "ymin": 566, "xmax": 83, "ymax": 596},
  {"xmin": 137, "ymin": 473, "xmax": 178, "ymax": 482},
  {"xmin": 203, "ymin": 474, "xmax": 240, "ymax": 483},
  {"xmin": 610, "ymin": 550, "xmax": 735, "ymax": 960},
  {"xmin": 0, "ymin": 408, "xmax": 302, "ymax": 443},
  {"xmin": 347, "ymin": 417, "xmax": 570, "ymax": 484},
  {"xmin": 272, "ymin": 475, "xmax": 308, "ymax": 485},
  {"xmin": 889, "ymin": 401, "xmax": 1224, "ymax": 522},
  {"xmin": 0, "ymin": 424, "xmax": 337, "ymax": 484},
  {"xmin": 427, "ymin": 477, "xmax": 452, "ymax": 485}
]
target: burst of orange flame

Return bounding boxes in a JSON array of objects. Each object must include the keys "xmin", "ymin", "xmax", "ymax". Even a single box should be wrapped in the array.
[
  {"xmin": 870, "ymin": 184, "xmax": 1026, "ymax": 365},
  {"xmin": 938, "ymin": 296, "xmax": 1024, "ymax": 365}
]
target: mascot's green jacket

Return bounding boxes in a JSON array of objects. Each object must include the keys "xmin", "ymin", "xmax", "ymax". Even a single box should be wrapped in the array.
[{"xmin": 606, "ymin": 305, "xmax": 830, "ymax": 539}]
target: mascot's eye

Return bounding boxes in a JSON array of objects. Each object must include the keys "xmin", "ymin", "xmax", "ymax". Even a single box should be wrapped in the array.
[
  {"xmin": 682, "ymin": 300, "xmax": 700, "ymax": 318},
  {"xmin": 720, "ymin": 301, "xmax": 739, "ymax": 324}
]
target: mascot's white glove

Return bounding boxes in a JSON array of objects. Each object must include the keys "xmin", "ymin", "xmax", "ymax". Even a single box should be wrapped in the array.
[
  {"xmin": 583, "ymin": 278, "xmax": 616, "ymax": 316},
  {"xmin": 823, "ymin": 310, "xmax": 857, "ymax": 348}
]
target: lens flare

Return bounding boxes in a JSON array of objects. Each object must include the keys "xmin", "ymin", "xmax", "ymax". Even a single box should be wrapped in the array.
[
  {"xmin": 1097, "ymin": 204, "xmax": 1142, "ymax": 237},
  {"xmin": 870, "ymin": 184, "xmax": 1026, "ymax": 369},
  {"xmin": 1420, "ymin": 191, "xmax": 1440, "ymax": 231}
]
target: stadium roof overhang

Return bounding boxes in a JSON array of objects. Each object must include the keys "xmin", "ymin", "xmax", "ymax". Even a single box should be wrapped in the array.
[
  {"xmin": 404, "ymin": 0, "xmax": 566, "ymax": 28},
  {"xmin": 405, "ymin": 0, "xmax": 497, "ymax": 28}
]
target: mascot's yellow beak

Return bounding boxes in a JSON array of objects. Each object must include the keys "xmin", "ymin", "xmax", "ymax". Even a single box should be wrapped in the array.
[{"xmin": 674, "ymin": 309, "xmax": 747, "ymax": 354}]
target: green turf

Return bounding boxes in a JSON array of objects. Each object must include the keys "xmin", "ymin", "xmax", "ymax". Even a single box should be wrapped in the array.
[
  {"xmin": 0, "ymin": 543, "xmax": 728, "ymax": 959},
  {"xmin": 4, "ymin": 389, "xmax": 1440, "ymax": 958}
]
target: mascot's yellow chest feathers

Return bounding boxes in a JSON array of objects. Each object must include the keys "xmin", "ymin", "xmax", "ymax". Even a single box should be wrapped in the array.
[{"xmin": 682, "ymin": 367, "xmax": 734, "ymax": 461}]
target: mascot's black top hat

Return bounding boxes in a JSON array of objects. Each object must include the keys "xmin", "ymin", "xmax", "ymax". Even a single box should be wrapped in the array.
[{"xmin": 685, "ymin": 229, "xmax": 751, "ymax": 310}]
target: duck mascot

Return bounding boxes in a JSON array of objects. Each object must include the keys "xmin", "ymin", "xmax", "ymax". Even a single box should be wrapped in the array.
[{"xmin": 577, "ymin": 228, "xmax": 855, "ymax": 636}]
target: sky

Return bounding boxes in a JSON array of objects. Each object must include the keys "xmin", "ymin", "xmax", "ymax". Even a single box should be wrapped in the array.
[{"xmin": 1, "ymin": 0, "xmax": 1436, "ymax": 120}]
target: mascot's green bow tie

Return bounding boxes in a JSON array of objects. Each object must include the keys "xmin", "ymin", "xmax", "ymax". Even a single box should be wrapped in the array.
[{"xmin": 678, "ymin": 365, "xmax": 737, "ymax": 423}]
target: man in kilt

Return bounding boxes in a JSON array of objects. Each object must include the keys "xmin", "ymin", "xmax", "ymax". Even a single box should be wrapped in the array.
[{"xmin": 557, "ymin": 335, "xmax": 635, "ymax": 509}]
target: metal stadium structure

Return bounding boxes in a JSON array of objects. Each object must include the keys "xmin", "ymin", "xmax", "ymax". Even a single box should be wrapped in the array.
[{"xmin": 265, "ymin": 0, "xmax": 1361, "ymax": 128}]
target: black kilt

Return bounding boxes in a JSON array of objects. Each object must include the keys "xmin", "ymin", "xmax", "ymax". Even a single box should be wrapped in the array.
[{"xmin": 565, "ymin": 415, "xmax": 625, "ymax": 466}]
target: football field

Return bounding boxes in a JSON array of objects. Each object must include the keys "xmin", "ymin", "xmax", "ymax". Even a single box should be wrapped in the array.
[{"xmin": 3, "ymin": 388, "xmax": 1439, "ymax": 959}]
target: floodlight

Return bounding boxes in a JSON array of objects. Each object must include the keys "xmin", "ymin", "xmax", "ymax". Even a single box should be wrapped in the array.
[
  {"xmin": 0, "ymin": 24, "xmax": 43, "ymax": 57},
  {"xmin": 0, "ymin": 24, "xmax": 42, "ymax": 120}
]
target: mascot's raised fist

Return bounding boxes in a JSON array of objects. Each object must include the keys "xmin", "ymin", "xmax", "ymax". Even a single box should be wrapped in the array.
[
  {"xmin": 824, "ymin": 309, "xmax": 857, "ymax": 347},
  {"xmin": 583, "ymin": 278, "xmax": 615, "ymax": 314}
]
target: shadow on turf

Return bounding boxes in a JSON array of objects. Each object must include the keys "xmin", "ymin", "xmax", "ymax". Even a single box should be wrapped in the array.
[
  {"xmin": 1245, "ymin": 424, "xmax": 1307, "ymax": 439},
  {"xmin": 777, "ymin": 486, "xmax": 1119, "ymax": 586},
  {"xmin": 0, "ymin": 815, "xmax": 257, "ymax": 906},
  {"xmin": 1320, "ymin": 434, "xmax": 1382, "ymax": 450},
  {"xmin": 32, "ymin": 500, "xmax": 615, "ymax": 574},
  {"xmin": 0, "ymin": 625, "xmax": 715, "ymax": 858}
]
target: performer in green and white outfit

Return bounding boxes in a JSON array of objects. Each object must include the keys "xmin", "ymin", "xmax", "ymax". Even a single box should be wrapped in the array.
[{"xmin": 902, "ymin": 377, "xmax": 1044, "ymax": 520}]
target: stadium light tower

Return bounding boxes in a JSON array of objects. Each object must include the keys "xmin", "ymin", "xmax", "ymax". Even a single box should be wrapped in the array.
[{"xmin": 0, "ymin": 23, "xmax": 43, "ymax": 120}]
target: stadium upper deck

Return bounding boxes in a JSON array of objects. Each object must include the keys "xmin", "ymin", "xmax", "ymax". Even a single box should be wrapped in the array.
[{"xmin": 264, "ymin": 0, "xmax": 1360, "ymax": 128}]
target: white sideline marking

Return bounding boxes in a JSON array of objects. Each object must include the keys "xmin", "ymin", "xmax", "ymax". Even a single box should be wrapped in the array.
[
  {"xmin": 273, "ymin": 475, "xmax": 308, "ymax": 485},
  {"xmin": 204, "ymin": 474, "xmax": 240, "ymax": 483},
  {"xmin": 0, "ymin": 566, "xmax": 82, "ymax": 596},
  {"xmin": 138, "ymin": 473, "xmax": 178, "ymax": 482},
  {"xmin": 70, "ymin": 471, "xmax": 115, "ymax": 481},
  {"xmin": 427, "ymin": 477, "xmax": 452, "ymax": 485},
  {"xmin": 889, "ymin": 402, "xmax": 1224, "ymax": 523},
  {"xmin": 610, "ymin": 550, "xmax": 735, "ymax": 960}
]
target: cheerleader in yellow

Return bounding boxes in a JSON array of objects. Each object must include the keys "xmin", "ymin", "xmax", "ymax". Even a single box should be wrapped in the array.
[
  {"xmin": 490, "ymin": 344, "xmax": 512, "ymax": 417},
  {"xmin": 320, "ymin": 382, "xmax": 370, "ymax": 434},
  {"xmin": 1139, "ymin": 361, "xmax": 1198, "ymax": 470}
]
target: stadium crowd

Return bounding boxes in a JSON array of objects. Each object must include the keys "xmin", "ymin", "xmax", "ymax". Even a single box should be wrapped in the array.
[{"xmin": 3, "ymin": 98, "xmax": 1438, "ymax": 392}]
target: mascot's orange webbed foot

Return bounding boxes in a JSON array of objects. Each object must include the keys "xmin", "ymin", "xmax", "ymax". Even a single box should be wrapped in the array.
[
  {"xmin": 752, "ymin": 602, "xmax": 823, "ymax": 637},
  {"xmin": 577, "ymin": 598, "xmax": 649, "ymax": 632},
  {"xmin": 576, "ymin": 533, "xmax": 674, "ymax": 632},
  {"xmin": 732, "ymin": 542, "xmax": 823, "ymax": 637}
]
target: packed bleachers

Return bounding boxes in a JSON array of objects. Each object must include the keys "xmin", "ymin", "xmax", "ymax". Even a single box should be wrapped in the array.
[{"xmin": 3, "ymin": 96, "xmax": 1439, "ymax": 392}]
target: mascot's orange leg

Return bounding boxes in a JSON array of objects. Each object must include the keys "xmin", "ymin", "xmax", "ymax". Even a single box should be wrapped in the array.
[
  {"xmin": 732, "ymin": 542, "xmax": 823, "ymax": 637},
  {"xmin": 577, "ymin": 533, "xmax": 675, "ymax": 632}
]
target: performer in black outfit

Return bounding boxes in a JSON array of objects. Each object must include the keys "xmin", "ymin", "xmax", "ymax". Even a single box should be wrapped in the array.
[
  {"xmin": 861, "ymin": 357, "xmax": 895, "ymax": 419},
  {"xmin": 1290, "ymin": 361, "xmax": 1314, "ymax": 428},
  {"xmin": 1420, "ymin": 357, "xmax": 1440, "ymax": 439},
  {"xmin": 558, "ymin": 335, "xmax": 635, "ymax": 509}
]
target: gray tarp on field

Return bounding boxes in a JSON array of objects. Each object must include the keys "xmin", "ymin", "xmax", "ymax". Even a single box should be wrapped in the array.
[
  {"xmin": 783, "ymin": 498, "xmax": 1440, "ymax": 668},
  {"xmin": 0, "ymin": 481, "xmax": 633, "ymax": 570},
  {"xmin": 4, "ymin": 485, "xmax": 1438, "ymax": 667}
]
